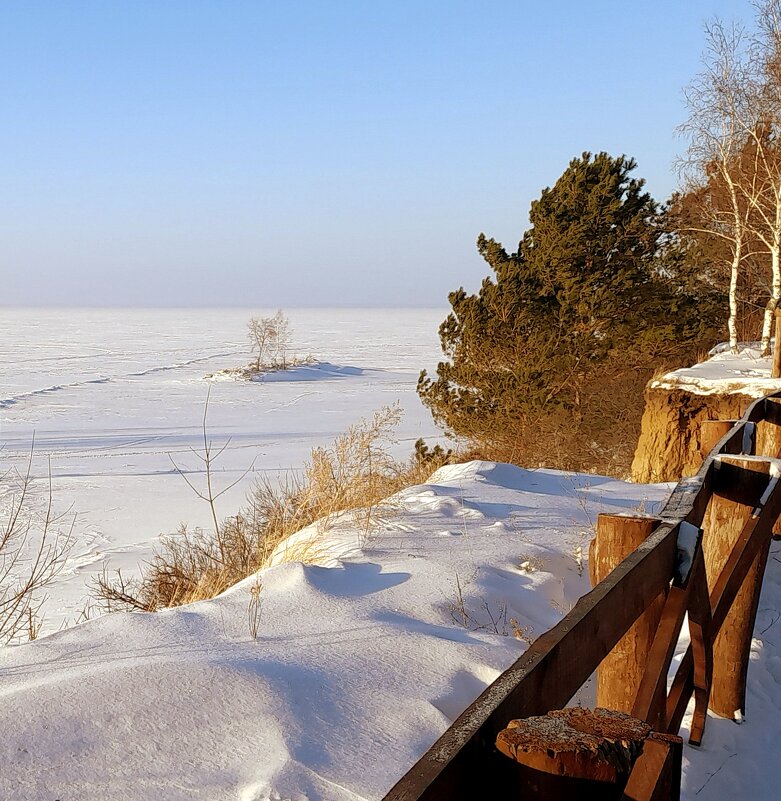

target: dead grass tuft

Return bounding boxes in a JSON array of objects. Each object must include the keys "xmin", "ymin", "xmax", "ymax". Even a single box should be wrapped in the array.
[{"xmin": 93, "ymin": 405, "xmax": 451, "ymax": 611}]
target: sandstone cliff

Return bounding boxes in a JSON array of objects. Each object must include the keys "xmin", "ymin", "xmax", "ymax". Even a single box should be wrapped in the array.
[
  {"xmin": 630, "ymin": 387, "xmax": 754, "ymax": 483},
  {"xmin": 630, "ymin": 345, "xmax": 781, "ymax": 484}
]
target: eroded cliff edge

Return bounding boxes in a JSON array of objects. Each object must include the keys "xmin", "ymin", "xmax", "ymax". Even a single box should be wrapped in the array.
[
  {"xmin": 630, "ymin": 346, "xmax": 781, "ymax": 484},
  {"xmin": 630, "ymin": 388, "xmax": 753, "ymax": 483}
]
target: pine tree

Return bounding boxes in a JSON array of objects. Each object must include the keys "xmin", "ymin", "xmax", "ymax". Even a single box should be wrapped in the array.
[{"xmin": 418, "ymin": 152, "xmax": 722, "ymax": 472}]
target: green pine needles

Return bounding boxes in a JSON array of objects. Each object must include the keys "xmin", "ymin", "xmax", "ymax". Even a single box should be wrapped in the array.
[{"xmin": 418, "ymin": 152, "xmax": 723, "ymax": 474}]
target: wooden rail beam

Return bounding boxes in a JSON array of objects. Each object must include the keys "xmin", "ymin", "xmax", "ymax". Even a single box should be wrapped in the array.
[
  {"xmin": 685, "ymin": 548, "xmax": 713, "ymax": 746},
  {"xmin": 622, "ymin": 732, "xmax": 682, "ymax": 801},
  {"xmin": 631, "ymin": 573, "xmax": 692, "ymax": 729}
]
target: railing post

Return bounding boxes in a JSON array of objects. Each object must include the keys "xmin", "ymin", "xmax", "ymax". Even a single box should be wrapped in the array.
[
  {"xmin": 699, "ymin": 419, "xmax": 737, "ymax": 459},
  {"xmin": 589, "ymin": 514, "xmax": 664, "ymax": 714},
  {"xmin": 703, "ymin": 456, "xmax": 775, "ymax": 719},
  {"xmin": 755, "ymin": 398, "xmax": 781, "ymax": 539},
  {"xmin": 755, "ymin": 398, "xmax": 781, "ymax": 459}
]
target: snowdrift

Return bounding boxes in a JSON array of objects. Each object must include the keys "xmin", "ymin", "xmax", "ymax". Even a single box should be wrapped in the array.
[
  {"xmin": 0, "ymin": 461, "xmax": 663, "ymax": 801},
  {"xmin": 3, "ymin": 460, "xmax": 781, "ymax": 800}
]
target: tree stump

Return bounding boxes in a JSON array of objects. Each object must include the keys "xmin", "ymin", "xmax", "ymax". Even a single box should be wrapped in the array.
[
  {"xmin": 589, "ymin": 514, "xmax": 665, "ymax": 717},
  {"xmin": 495, "ymin": 707, "xmax": 651, "ymax": 800}
]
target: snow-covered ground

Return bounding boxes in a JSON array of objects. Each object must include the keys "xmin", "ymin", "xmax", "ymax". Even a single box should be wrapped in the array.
[
  {"xmin": 4, "ymin": 454, "xmax": 778, "ymax": 801},
  {"xmin": 0, "ymin": 308, "xmax": 445, "ymax": 632},
  {"xmin": 0, "ymin": 460, "xmax": 667, "ymax": 801},
  {"xmin": 652, "ymin": 342, "xmax": 781, "ymax": 396},
  {"xmin": 4, "ymin": 320, "xmax": 781, "ymax": 800}
]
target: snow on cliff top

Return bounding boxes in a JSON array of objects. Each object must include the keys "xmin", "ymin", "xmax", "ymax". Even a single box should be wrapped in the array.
[
  {"xmin": 651, "ymin": 343, "xmax": 781, "ymax": 397},
  {"xmin": 3, "ymin": 461, "xmax": 781, "ymax": 801}
]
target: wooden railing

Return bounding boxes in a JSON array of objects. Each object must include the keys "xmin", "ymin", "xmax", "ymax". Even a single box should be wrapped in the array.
[{"xmin": 383, "ymin": 391, "xmax": 781, "ymax": 800}]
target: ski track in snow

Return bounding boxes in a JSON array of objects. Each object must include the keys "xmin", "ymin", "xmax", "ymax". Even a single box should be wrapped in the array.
[
  {"xmin": 0, "ymin": 375, "xmax": 113, "ymax": 408},
  {"xmin": 0, "ymin": 348, "xmax": 244, "ymax": 409}
]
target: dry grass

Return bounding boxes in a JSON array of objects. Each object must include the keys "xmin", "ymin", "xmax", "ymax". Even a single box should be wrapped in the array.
[
  {"xmin": 453, "ymin": 357, "xmax": 676, "ymax": 478},
  {"xmin": 93, "ymin": 405, "xmax": 451, "ymax": 612}
]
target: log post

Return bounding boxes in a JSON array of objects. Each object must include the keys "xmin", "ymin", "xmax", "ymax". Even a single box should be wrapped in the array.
[
  {"xmin": 589, "ymin": 514, "xmax": 665, "ymax": 713},
  {"xmin": 495, "ymin": 707, "xmax": 652, "ymax": 800},
  {"xmin": 756, "ymin": 397, "xmax": 781, "ymax": 538},
  {"xmin": 699, "ymin": 420, "xmax": 737, "ymax": 459},
  {"xmin": 702, "ymin": 456, "xmax": 775, "ymax": 719},
  {"xmin": 755, "ymin": 398, "xmax": 781, "ymax": 459}
]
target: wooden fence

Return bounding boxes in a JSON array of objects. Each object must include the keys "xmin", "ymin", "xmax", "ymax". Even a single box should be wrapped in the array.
[{"xmin": 382, "ymin": 390, "xmax": 781, "ymax": 800}]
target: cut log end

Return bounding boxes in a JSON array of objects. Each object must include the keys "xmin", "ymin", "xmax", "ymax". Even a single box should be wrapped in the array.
[{"xmin": 496, "ymin": 707, "xmax": 652, "ymax": 784}]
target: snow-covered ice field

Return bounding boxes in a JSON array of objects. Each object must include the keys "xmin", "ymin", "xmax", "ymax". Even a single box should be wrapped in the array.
[{"xmin": 0, "ymin": 308, "xmax": 445, "ymax": 632}]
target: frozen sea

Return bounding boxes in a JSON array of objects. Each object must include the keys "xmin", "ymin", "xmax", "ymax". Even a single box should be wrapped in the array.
[{"xmin": 0, "ymin": 307, "xmax": 446, "ymax": 632}]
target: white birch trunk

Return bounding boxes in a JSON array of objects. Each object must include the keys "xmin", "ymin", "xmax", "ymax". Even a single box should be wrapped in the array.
[
  {"xmin": 725, "ymin": 177, "xmax": 743, "ymax": 354},
  {"xmin": 762, "ymin": 192, "xmax": 781, "ymax": 356},
  {"xmin": 729, "ymin": 239, "xmax": 741, "ymax": 353},
  {"xmin": 762, "ymin": 242, "xmax": 781, "ymax": 356}
]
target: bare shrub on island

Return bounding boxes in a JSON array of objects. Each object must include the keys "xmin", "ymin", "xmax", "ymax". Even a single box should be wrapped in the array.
[
  {"xmin": 207, "ymin": 311, "xmax": 316, "ymax": 381},
  {"xmin": 247, "ymin": 310, "xmax": 291, "ymax": 371}
]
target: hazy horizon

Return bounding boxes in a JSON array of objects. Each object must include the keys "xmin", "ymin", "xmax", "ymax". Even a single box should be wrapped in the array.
[{"xmin": 0, "ymin": 302, "xmax": 450, "ymax": 310}]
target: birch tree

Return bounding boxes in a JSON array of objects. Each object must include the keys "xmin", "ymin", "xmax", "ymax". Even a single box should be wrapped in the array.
[
  {"xmin": 270, "ymin": 310, "xmax": 291, "ymax": 368},
  {"xmin": 679, "ymin": 20, "xmax": 756, "ymax": 353},
  {"xmin": 747, "ymin": 0, "xmax": 781, "ymax": 354},
  {"xmin": 679, "ymin": 2, "xmax": 781, "ymax": 356}
]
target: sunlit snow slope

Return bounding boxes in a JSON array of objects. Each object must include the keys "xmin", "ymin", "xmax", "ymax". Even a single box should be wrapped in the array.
[{"xmin": 0, "ymin": 461, "xmax": 667, "ymax": 801}]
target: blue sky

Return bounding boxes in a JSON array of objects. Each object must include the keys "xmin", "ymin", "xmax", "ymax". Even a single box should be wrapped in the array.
[{"xmin": 0, "ymin": 1, "xmax": 757, "ymax": 307}]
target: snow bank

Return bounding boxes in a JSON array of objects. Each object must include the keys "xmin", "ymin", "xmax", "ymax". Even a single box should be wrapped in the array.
[
  {"xmin": 652, "ymin": 343, "xmax": 781, "ymax": 397},
  {"xmin": 255, "ymin": 361, "xmax": 365, "ymax": 383},
  {"xmin": 0, "ymin": 461, "xmax": 665, "ymax": 801},
  {"xmin": 4, "ymin": 459, "xmax": 780, "ymax": 800}
]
